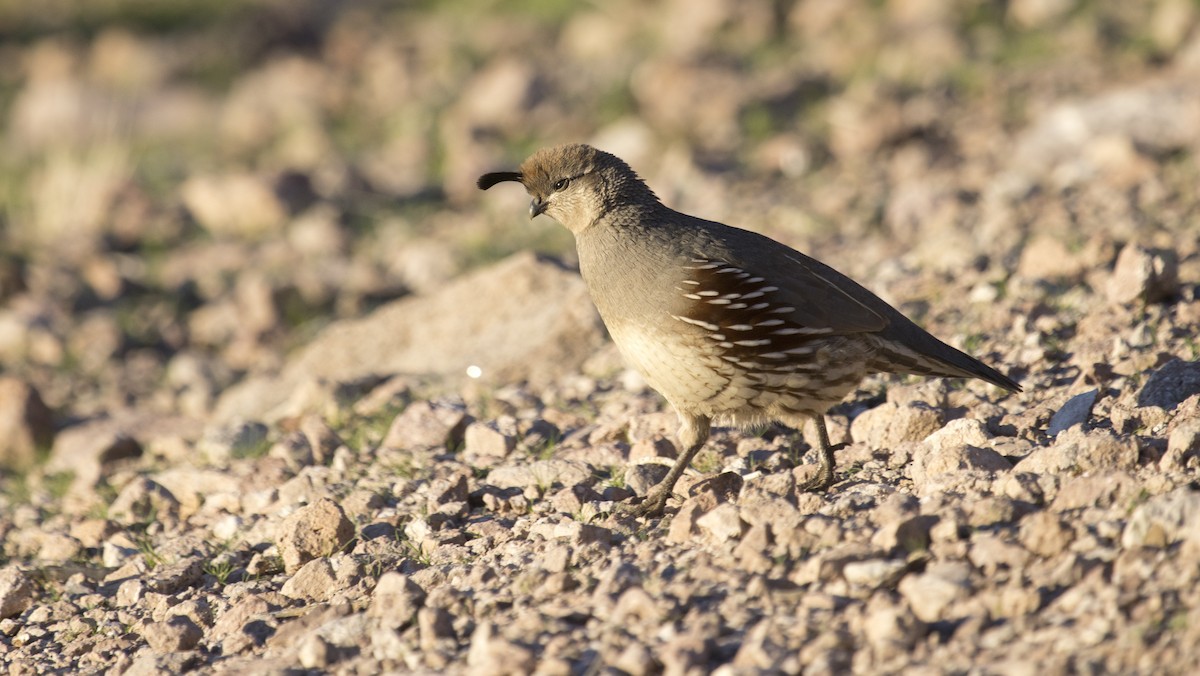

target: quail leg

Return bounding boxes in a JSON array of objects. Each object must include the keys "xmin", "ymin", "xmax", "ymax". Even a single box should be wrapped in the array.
[
  {"xmin": 623, "ymin": 413, "xmax": 711, "ymax": 518},
  {"xmin": 797, "ymin": 416, "xmax": 843, "ymax": 492}
]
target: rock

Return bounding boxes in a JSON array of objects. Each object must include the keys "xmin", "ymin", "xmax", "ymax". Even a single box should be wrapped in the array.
[
  {"xmin": 46, "ymin": 419, "xmax": 144, "ymax": 490},
  {"xmin": 625, "ymin": 462, "xmax": 670, "ymax": 497},
  {"xmin": 464, "ymin": 419, "xmax": 518, "ymax": 458},
  {"xmin": 0, "ymin": 377, "xmax": 54, "ymax": 470},
  {"xmin": 551, "ymin": 521, "xmax": 612, "ymax": 547},
  {"xmin": 369, "ymin": 572, "xmax": 426, "ymax": 627},
  {"xmin": 873, "ymin": 515, "xmax": 938, "ymax": 553},
  {"xmin": 268, "ymin": 431, "xmax": 315, "ymax": 469},
  {"xmin": 613, "ymin": 641, "xmax": 657, "ymax": 676},
  {"xmin": 108, "ymin": 478, "xmax": 181, "ymax": 526},
  {"xmin": 842, "ymin": 559, "xmax": 907, "ymax": 589},
  {"xmin": 381, "ymin": 399, "xmax": 470, "ymax": 451},
  {"xmin": 213, "ymin": 252, "xmax": 606, "ymax": 422},
  {"xmin": 466, "ymin": 621, "xmax": 535, "ymax": 676},
  {"xmin": 1138, "ymin": 359, "xmax": 1200, "ymax": 410},
  {"xmin": 297, "ymin": 634, "xmax": 337, "ymax": 669},
  {"xmin": 1122, "ymin": 487, "xmax": 1200, "ymax": 549},
  {"xmin": 197, "ymin": 419, "xmax": 269, "ymax": 465},
  {"xmin": 897, "ymin": 561, "xmax": 972, "ymax": 622},
  {"xmin": 910, "ymin": 419, "xmax": 1010, "ymax": 488},
  {"xmin": 1161, "ymin": 418, "xmax": 1200, "ymax": 471},
  {"xmin": 1107, "ymin": 244, "xmax": 1179, "ymax": 306},
  {"xmin": 666, "ymin": 500, "xmax": 705, "ymax": 544},
  {"xmin": 851, "ymin": 401, "xmax": 945, "ymax": 449},
  {"xmin": 628, "ymin": 435, "xmax": 678, "ymax": 462},
  {"xmin": 863, "ymin": 597, "xmax": 926, "ymax": 659},
  {"xmin": 148, "ymin": 557, "xmax": 206, "ymax": 595},
  {"xmin": 1019, "ymin": 512, "xmax": 1074, "ymax": 557},
  {"xmin": 1015, "ymin": 80, "xmax": 1200, "ymax": 174},
  {"xmin": 1052, "ymin": 472, "xmax": 1138, "ymax": 511},
  {"xmin": 276, "ymin": 498, "xmax": 355, "ymax": 573},
  {"xmin": 1015, "ymin": 235, "xmax": 1087, "ymax": 282},
  {"xmin": 0, "ymin": 568, "xmax": 34, "ymax": 619},
  {"xmin": 1046, "ymin": 389, "xmax": 1098, "ymax": 436},
  {"xmin": 141, "ymin": 615, "xmax": 203, "ymax": 653},
  {"xmin": 696, "ymin": 503, "xmax": 745, "ymax": 543},
  {"xmin": 210, "ymin": 596, "xmax": 274, "ymax": 648},
  {"xmin": 280, "ymin": 557, "xmax": 338, "ymax": 601},
  {"xmin": 486, "ymin": 459, "xmax": 591, "ymax": 492},
  {"xmin": 1015, "ymin": 427, "xmax": 1138, "ymax": 474},
  {"xmin": 180, "ymin": 172, "xmax": 287, "ymax": 238}
]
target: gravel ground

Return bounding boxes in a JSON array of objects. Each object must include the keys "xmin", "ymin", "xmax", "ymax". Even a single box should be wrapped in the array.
[{"xmin": 1, "ymin": 1, "xmax": 1199, "ymax": 674}]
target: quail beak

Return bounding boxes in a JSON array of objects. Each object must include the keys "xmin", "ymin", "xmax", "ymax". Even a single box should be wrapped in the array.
[{"xmin": 529, "ymin": 196, "xmax": 547, "ymax": 220}]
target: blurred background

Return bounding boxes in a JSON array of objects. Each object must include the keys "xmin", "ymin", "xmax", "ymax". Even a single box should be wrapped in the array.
[{"xmin": 1, "ymin": 0, "xmax": 1197, "ymax": 460}]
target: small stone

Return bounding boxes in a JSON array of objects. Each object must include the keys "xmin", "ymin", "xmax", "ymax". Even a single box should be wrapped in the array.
[
  {"xmin": 1138, "ymin": 359, "xmax": 1200, "ymax": 410},
  {"xmin": 1107, "ymin": 243, "xmax": 1178, "ymax": 306},
  {"xmin": 1046, "ymin": 389, "xmax": 1098, "ymax": 436},
  {"xmin": 418, "ymin": 606, "xmax": 455, "ymax": 652},
  {"xmin": 696, "ymin": 502, "xmax": 745, "ymax": 543},
  {"xmin": 613, "ymin": 641, "xmax": 656, "ymax": 676},
  {"xmin": 1162, "ymin": 418, "xmax": 1200, "ymax": 471},
  {"xmin": 148, "ymin": 557, "xmax": 205, "ymax": 594},
  {"xmin": 267, "ymin": 431, "xmax": 314, "ymax": 469},
  {"xmin": 629, "ymin": 435, "xmax": 678, "ymax": 461},
  {"xmin": 116, "ymin": 579, "xmax": 145, "ymax": 607},
  {"xmin": 298, "ymin": 634, "xmax": 336, "ymax": 669},
  {"xmin": 276, "ymin": 497, "xmax": 355, "ymax": 573},
  {"xmin": 210, "ymin": 596, "xmax": 273, "ymax": 647},
  {"xmin": 382, "ymin": 399, "xmax": 470, "ymax": 450},
  {"xmin": 666, "ymin": 500, "xmax": 704, "ymax": 544},
  {"xmin": 180, "ymin": 172, "xmax": 287, "ymax": 238},
  {"xmin": 910, "ymin": 419, "xmax": 1010, "ymax": 488},
  {"xmin": 548, "ymin": 485, "xmax": 600, "ymax": 515},
  {"xmin": 464, "ymin": 419, "xmax": 518, "ymax": 458},
  {"xmin": 842, "ymin": 559, "xmax": 907, "ymax": 589},
  {"xmin": 897, "ymin": 561, "xmax": 972, "ymax": 622},
  {"xmin": 1122, "ymin": 486, "xmax": 1200, "ymax": 549},
  {"xmin": 142, "ymin": 615, "xmax": 203, "ymax": 653},
  {"xmin": 0, "ymin": 568, "xmax": 34, "ymax": 619},
  {"xmin": 863, "ymin": 597, "xmax": 926, "ymax": 658},
  {"xmin": 0, "ymin": 377, "xmax": 54, "ymax": 470},
  {"xmin": 552, "ymin": 520, "xmax": 612, "ymax": 547},
  {"xmin": 466, "ymin": 621, "xmax": 535, "ymax": 676},
  {"xmin": 197, "ymin": 419, "xmax": 269, "ymax": 465},
  {"xmin": 280, "ymin": 557, "xmax": 337, "ymax": 601},
  {"xmin": 369, "ymin": 572, "xmax": 426, "ymax": 627},
  {"xmin": 851, "ymin": 401, "xmax": 945, "ymax": 448},
  {"xmin": 485, "ymin": 459, "xmax": 591, "ymax": 492},
  {"xmin": 1019, "ymin": 512, "xmax": 1074, "ymax": 557},
  {"xmin": 1015, "ymin": 427, "xmax": 1137, "ymax": 474},
  {"xmin": 624, "ymin": 463, "xmax": 669, "ymax": 497},
  {"xmin": 611, "ymin": 586, "xmax": 663, "ymax": 626},
  {"xmin": 108, "ymin": 478, "xmax": 181, "ymax": 526}
]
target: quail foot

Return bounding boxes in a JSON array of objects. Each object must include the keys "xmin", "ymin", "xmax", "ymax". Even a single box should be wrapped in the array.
[{"xmin": 479, "ymin": 144, "xmax": 1020, "ymax": 518}]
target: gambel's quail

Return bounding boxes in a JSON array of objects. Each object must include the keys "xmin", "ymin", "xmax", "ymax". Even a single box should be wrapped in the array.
[{"xmin": 479, "ymin": 144, "xmax": 1020, "ymax": 517}]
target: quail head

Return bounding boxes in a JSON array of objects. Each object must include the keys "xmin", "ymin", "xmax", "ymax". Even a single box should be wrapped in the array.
[{"xmin": 479, "ymin": 144, "xmax": 1020, "ymax": 517}]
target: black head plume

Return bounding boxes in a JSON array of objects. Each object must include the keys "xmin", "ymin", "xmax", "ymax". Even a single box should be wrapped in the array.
[{"xmin": 477, "ymin": 171, "xmax": 523, "ymax": 190}]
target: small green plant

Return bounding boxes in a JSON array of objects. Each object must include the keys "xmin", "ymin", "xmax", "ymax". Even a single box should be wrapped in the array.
[
  {"xmin": 399, "ymin": 538, "xmax": 432, "ymax": 566},
  {"xmin": 135, "ymin": 535, "xmax": 165, "ymax": 570},
  {"xmin": 691, "ymin": 449, "xmax": 722, "ymax": 475},
  {"xmin": 1127, "ymin": 488, "xmax": 1152, "ymax": 515},
  {"xmin": 44, "ymin": 471, "xmax": 76, "ymax": 500},
  {"xmin": 203, "ymin": 558, "xmax": 235, "ymax": 585},
  {"xmin": 600, "ymin": 465, "xmax": 626, "ymax": 490},
  {"xmin": 526, "ymin": 432, "xmax": 562, "ymax": 461}
]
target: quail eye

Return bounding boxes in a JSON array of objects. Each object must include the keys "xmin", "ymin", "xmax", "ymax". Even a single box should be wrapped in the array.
[{"xmin": 553, "ymin": 178, "xmax": 570, "ymax": 191}]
